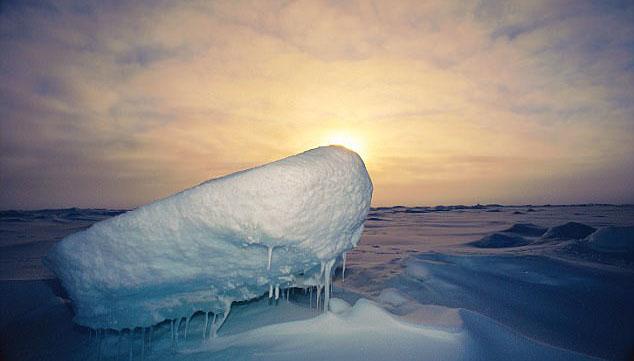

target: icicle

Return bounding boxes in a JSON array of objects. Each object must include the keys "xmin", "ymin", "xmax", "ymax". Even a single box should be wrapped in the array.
[
  {"xmin": 342, "ymin": 252, "xmax": 347, "ymax": 282},
  {"xmin": 117, "ymin": 330, "xmax": 122, "ymax": 361},
  {"xmin": 323, "ymin": 259, "xmax": 335, "ymax": 312},
  {"xmin": 211, "ymin": 313, "xmax": 217, "ymax": 337},
  {"xmin": 148, "ymin": 326, "xmax": 153, "ymax": 353},
  {"xmin": 175, "ymin": 317, "xmax": 182, "ymax": 344},
  {"xmin": 316, "ymin": 261, "xmax": 326, "ymax": 312},
  {"xmin": 170, "ymin": 320, "xmax": 175, "ymax": 346},
  {"xmin": 213, "ymin": 300, "xmax": 233, "ymax": 337},
  {"xmin": 184, "ymin": 316, "xmax": 190, "ymax": 341},
  {"xmin": 267, "ymin": 246, "xmax": 273, "ymax": 271},
  {"xmin": 97, "ymin": 329, "xmax": 102, "ymax": 361},
  {"xmin": 275, "ymin": 285, "xmax": 280, "ymax": 300},
  {"xmin": 286, "ymin": 287, "xmax": 290, "ymax": 303},
  {"xmin": 309, "ymin": 286, "xmax": 313, "ymax": 308},
  {"xmin": 269, "ymin": 284, "xmax": 273, "ymax": 298},
  {"xmin": 128, "ymin": 328, "xmax": 134, "ymax": 361},
  {"xmin": 203, "ymin": 312, "xmax": 209, "ymax": 340},
  {"xmin": 141, "ymin": 327, "xmax": 145, "ymax": 361}
]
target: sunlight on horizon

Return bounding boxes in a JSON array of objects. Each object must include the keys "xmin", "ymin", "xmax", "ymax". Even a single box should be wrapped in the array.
[
  {"xmin": 1, "ymin": 1, "xmax": 633, "ymax": 209},
  {"xmin": 324, "ymin": 133, "xmax": 366, "ymax": 159}
]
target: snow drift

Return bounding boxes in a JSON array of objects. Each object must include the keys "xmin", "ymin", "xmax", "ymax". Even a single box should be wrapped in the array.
[
  {"xmin": 540, "ymin": 222, "xmax": 596, "ymax": 241},
  {"xmin": 585, "ymin": 226, "xmax": 634, "ymax": 253},
  {"xmin": 45, "ymin": 146, "xmax": 373, "ymax": 331},
  {"xmin": 468, "ymin": 223, "xmax": 545, "ymax": 249},
  {"xmin": 502, "ymin": 223, "xmax": 547, "ymax": 237},
  {"xmin": 469, "ymin": 233, "xmax": 531, "ymax": 248}
]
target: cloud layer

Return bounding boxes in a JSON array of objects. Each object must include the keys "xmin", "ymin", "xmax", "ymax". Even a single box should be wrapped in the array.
[{"xmin": 1, "ymin": 0, "xmax": 633, "ymax": 208}]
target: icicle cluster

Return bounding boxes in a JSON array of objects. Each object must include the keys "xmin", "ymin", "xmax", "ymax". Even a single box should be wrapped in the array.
[
  {"xmin": 46, "ymin": 146, "xmax": 372, "ymax": 338},
  {"xmin": 83, "ymin": 250, "xmax": 350, "ymax": 360}
]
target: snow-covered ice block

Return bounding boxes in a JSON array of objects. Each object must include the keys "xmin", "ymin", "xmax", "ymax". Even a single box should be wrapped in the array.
[{"xmin": 45, "ymin": 146, "xmax": 373, "ymax": 330}]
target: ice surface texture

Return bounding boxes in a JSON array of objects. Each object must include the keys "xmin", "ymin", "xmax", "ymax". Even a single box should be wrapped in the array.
[{"xmin": 45, "ymin": 146, "xmax": 373, "ymax": 330}]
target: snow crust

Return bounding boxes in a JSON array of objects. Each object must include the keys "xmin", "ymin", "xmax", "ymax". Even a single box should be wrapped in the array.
[
  {"xmin": 186, "ymin": 297, "xmax": 600, "ymax": 361},
  {"xmin": 45, "ymin": 146, "xmax": 373, "ymax": 330},
  {"xmin": 189, "ymin": 298, "xmax": 468, "ymax": 361}
]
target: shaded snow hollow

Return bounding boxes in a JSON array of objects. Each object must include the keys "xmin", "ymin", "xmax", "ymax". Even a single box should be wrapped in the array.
[{"xmin": 45, "ymin": 146, "xmax": 373, "ymax": 331}]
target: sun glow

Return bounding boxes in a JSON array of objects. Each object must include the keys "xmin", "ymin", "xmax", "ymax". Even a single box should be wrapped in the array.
[{"xmin": 325, "ymin": 133, "xmax": 365, "ymax": 157}]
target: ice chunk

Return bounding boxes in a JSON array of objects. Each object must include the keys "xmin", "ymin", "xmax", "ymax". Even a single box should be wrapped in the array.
[
  {"xmin": 45, "ymin": 146, "xmax": 373, "ymax": 330},
  {"xmin": 405, "ymin": 260, "xmax": 431, "ymax": 280},
  {"xmin": 328, "ymin": 298, "xmax": 351, "ymax": 314},
  {"xmin": 377, "ymin": 288, "xmax": 410, "ymax": 307}
]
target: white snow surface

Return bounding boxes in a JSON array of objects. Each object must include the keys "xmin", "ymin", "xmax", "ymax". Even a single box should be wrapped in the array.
[
  {"xmin": 3, "ymin": 203, "xmax": 634, "ymax": 361},
  {"xmin": 44, "ymin": 146, "xmax": 373, "ymax": 330}
]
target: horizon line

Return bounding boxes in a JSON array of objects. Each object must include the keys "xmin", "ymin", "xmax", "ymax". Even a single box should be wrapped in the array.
[{"xmin": 2, "ymin": 203, "xmax": 633, "ymax": 212}]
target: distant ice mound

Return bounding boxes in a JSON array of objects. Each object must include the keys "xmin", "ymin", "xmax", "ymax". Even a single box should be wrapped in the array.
[
  {"xmin": 540, "ymin": 222, "xmax": 596, "ymax": 241},
  {"xmin": 585, "ymin": 226, "xmax": 634, "ymax": 253},
  {"xmin": 45, "ymin": 146, "xmax": 373, "ymax": 331},
  {"xmin": 502, "ymin": 223, "xmax": 547, "ymax": 237},
  {"xmin": 468, "ymin": 223, "xmax": 547, "ymax": 248},
  {"xmin": 469, "ymin": 232, "xmax": 532, "ymax": 248},
  {"xmin": 468, "ymin": 222, "xmax": 596, "ymax": 249}
]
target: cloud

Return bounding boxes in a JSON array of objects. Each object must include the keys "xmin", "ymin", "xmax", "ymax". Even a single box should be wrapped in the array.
[{"xmin": 1, "ymin": 0, "xmax": 633, "ymax": 208}]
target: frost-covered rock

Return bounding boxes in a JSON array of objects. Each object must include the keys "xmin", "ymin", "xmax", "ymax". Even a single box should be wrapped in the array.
[{"xmin": 45, "ymin": 146, "xmax": 373, "ymax": 330}]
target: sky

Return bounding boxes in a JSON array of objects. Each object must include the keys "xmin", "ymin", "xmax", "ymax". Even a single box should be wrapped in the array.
[{"xmin": 1, "ymin": 0, "xmax": 633, "ymax": 209}]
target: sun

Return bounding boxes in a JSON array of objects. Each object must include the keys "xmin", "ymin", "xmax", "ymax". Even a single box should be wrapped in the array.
[{"xmin": 325, "ymin": 133, "xmax": 365, "ymax": 156}]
